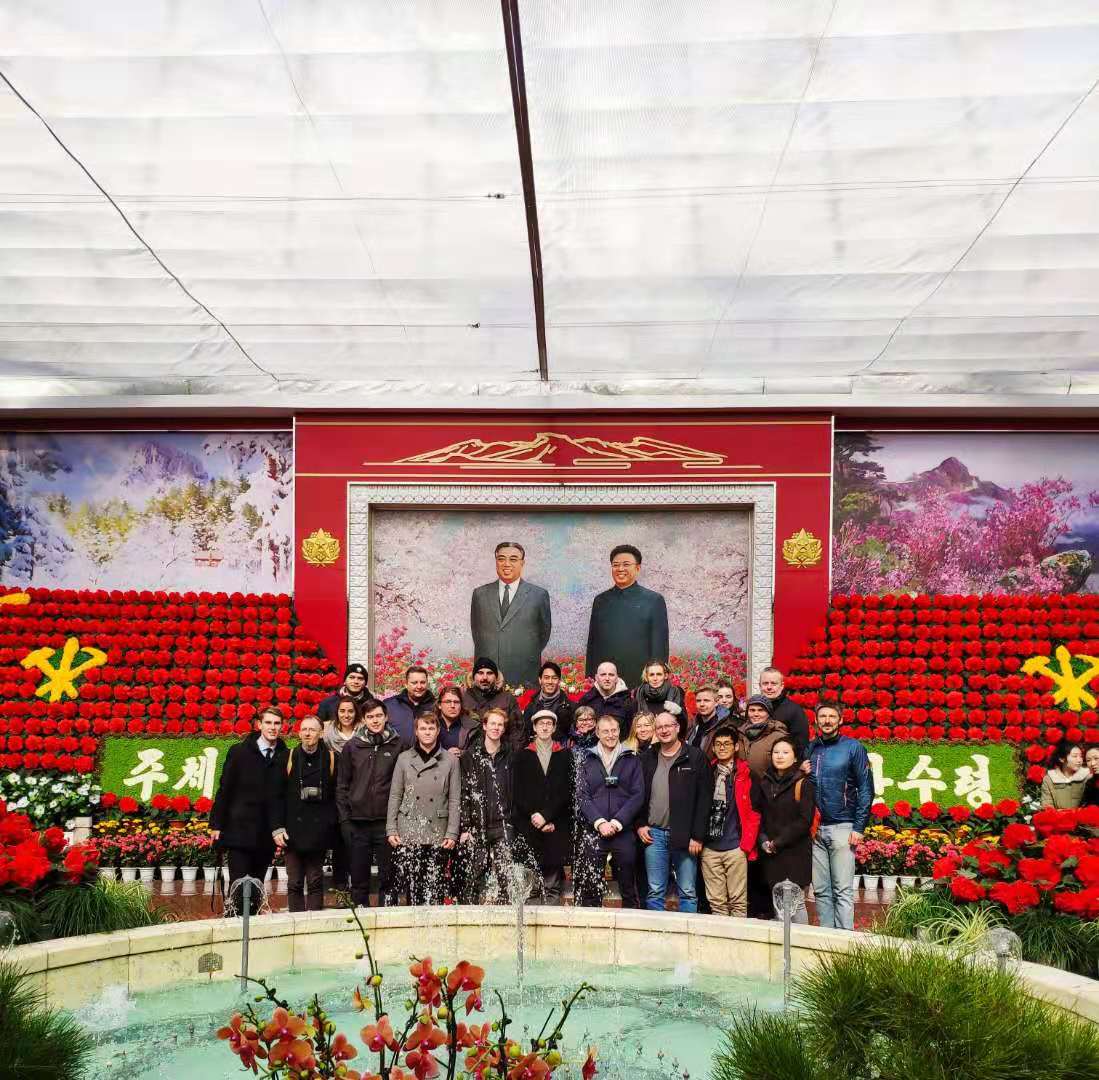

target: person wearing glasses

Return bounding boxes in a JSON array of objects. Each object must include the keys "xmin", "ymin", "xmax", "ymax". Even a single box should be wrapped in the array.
[{"xmin": 470, "ymin": 541, "xmax": 552, "ymax": 690}]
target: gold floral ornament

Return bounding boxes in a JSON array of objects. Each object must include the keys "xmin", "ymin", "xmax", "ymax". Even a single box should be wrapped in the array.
[
  {"xmin": 301, "ymin": 528, "xmax": 341, "ymax": 567},
  {"xmin": 1022, "ymin": 645, "xmax": 1099, "ymax": 711},
  {"xmin": 21, "ymin": 636, "xmax": 108, "ymax": 702},
  {"xmin": 782, "ymin": 528, "xmax": 823, "ymax": 568}
]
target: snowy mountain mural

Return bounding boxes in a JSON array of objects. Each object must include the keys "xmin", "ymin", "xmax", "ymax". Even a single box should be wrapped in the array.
[{"xmin": 0, "ymin": 431, "xmax": 293, "ymax": 591}]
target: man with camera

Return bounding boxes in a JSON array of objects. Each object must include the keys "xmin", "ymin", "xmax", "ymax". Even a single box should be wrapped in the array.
[{"xmin": 271, "ymin": 714, "xmax": 338, "ymax": 912}]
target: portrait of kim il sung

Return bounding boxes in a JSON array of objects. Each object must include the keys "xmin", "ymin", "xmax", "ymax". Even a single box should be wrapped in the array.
[{"xmin": 469, "ymin": 540, "xmax": 552, "ymax": 688}]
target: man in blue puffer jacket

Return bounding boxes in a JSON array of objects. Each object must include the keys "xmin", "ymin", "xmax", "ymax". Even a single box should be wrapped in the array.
[{"xmin": 807, "ymin": 699, "xmax": 874, "ymax": 930}]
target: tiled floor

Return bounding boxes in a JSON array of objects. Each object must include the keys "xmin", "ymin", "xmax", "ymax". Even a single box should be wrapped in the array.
[{"xmin": 146, "ymin": 874, "xmax": 892, "ymax": 930}]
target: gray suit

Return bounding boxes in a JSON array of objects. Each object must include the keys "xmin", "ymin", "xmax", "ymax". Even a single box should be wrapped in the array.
[{"xmin": 470, "ymin": 579, "xmax": 552, "ymax": 689}]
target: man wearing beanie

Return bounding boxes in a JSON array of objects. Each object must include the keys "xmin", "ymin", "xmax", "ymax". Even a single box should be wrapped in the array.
[
  {"xmin": 461, "ymin": 656, "xmax": 523, "ymax": 749},
  {"xmin": 318, "ymin": 662, "xmax": 371, "ymax": 725}
]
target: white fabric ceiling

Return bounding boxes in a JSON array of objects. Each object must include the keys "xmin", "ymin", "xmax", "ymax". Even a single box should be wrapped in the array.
[{"xmin": 2, "ymin": 0, "xmax": 1099, "ymax": 412}]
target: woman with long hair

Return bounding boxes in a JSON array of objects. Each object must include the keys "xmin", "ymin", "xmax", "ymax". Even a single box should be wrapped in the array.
[
  {"xmin": 1040, "ymin": 740, "xmax": 1090, "ymax": 808},
  {"xmin": 322, "ymin": 696, "xmax": 362, "ymax": 889},
  {"xmin": 631, "ymin": 659, "xmax": 685, "ymax": 717},
  {"xmin": 758, "ymin": 736, "xmax": 815, "ymax": 924}
]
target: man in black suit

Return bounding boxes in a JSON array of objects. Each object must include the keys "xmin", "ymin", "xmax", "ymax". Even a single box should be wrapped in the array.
[
  {"xmin": 470, "ymin": 541, "xmax": 552, "ymax": 689},
  {"xmin": 210, "ymin": 704, "xmax": 290, "ymax": 914},
  {"xmin": 585, "ymin": 544, "xmax": 669, "ymax": 689}
]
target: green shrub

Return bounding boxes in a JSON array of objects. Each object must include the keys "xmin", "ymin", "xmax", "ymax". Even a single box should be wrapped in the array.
[
  {"xmin": 0, "ymin": 960, "xmax": 93, "ymax": 1078},
  {"xmin": 713, "ymin": 943, "xmax": 1099, "ymax": 1080},
  {"xmin": 877, "ymin": 888, "xmax": 1099, "ymax": 977},
  {"xmin": 36, "ymin": 879, "xmax": 170, "ymax": 940}
]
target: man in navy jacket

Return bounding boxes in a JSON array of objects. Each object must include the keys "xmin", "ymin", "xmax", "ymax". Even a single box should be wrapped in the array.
[
  {"xmin": 575, "ymin": 714, "xmax": 645, "ymax": 907},
  {"xmin": 807, "ymin": 699, "xmax": 874, "ymax": 930}
]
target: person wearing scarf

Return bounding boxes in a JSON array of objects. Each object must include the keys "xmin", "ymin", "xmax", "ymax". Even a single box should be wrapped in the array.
[
  {"xmin": 521, "ymin": 661, "xmax": 576, "ymax": 743},
  {"xmin": 631, "ymin": 659, "xmax": 686, "ymax": 717},
  {"xmin": 512, "ymin": 709, "xmax": 574, "ymax": 903},
  {"xmin": 736, "ymin": 695, "xmax": 789, "ymax": 780},
  {"xmin": 700, "ymin": 726, "xmax": 762, "ymax": 917},
  {"xmin": 318, "ymin": 663, "xmax": 371, "ymax": 725},
  {"xmin": 271, "ymin": 715, "xmax": 338, "ymax": 912},
  {"xmin": 759, "ymin": 736, "xmax": 816, "ymax": 924}
]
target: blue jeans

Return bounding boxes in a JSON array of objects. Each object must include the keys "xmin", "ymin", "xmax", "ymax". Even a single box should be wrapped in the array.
[
  {"xmin": 812, "ymin": 823, "xmax": 856, "ymax": 930},
  {"xmin": 643, "ymin": 827, "xmax": 698, "ymax": 913}
]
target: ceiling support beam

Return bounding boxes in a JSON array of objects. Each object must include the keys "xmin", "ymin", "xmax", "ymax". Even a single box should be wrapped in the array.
[{"xmin": 500, "ymin": 0, "xmax": 548, "ymax": 382}]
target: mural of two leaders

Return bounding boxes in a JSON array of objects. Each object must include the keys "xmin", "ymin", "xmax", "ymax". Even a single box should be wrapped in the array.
[{"xmin": 470, "ymin": 541, "xmax": 668, "ymax": 689}]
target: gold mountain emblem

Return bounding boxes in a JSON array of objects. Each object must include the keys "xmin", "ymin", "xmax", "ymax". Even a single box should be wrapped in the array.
[{"xmin": 392, "ymin": 431, "xmax": 725, "ymax": 467}]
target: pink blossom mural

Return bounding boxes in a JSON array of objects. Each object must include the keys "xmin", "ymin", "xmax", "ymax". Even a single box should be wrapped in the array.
[
  {"xmin": 370, "ymin": 508, "xmax": 750, "ymax": 695},
  {"xmin": 833, "ymin": 432, "xmax": 1099, "ymax": 596}
]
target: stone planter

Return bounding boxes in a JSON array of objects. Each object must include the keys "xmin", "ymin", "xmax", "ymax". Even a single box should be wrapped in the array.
[
  {"xmin": 138, "ymin": 867, "xmax": 156, "ymax": 884},
  {"xmin": 98, "ymin": 866, "xmax": 117, "ymax": 882},
  {"xmin": 120, "ymin": 866, "xmax": 138, "ymax": 882},
  {"xmin": 159, "ymin": 865, "xmax": 177, "ymax": 883},
  {"xmin": 180, "ymin": 867, "xmax": 199, "ymax": 884},
  {"xmin": 879, "ymin": 874, "xmax": 898, "ymax": 893},
  {"xmin": 898, "ymin": 875, "xmax": 918, "ymax": 889}
]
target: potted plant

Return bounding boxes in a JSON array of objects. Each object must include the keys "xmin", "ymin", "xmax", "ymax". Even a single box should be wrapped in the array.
[
  {"xmin": 117, "ymin": 831, "xmax": 145, "ymax": 882},
  {"xmin": 139, "ymin": 835, "xmax": 162, "ymax": 884},
  {"xmin": 176, "ymin": 834, "xmax": 213, "ymax": 883}
]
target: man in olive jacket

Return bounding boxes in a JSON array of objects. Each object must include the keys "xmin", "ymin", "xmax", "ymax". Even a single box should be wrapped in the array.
[
  {"xmin": 337, "ymin": 699, "xmax": 402, "ymax": 906},
  {"xmin": 210, "ymin": 705, "xmax": 290, "ymax": 913}
]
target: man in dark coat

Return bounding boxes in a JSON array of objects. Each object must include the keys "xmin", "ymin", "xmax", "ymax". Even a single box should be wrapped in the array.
[
  {"xmin": 520, "ymin": 660, "xmax": 576, "ymax": 744},
  {"xmin": 585, "ymin": 544, "xmax": 669, "ymax": 689},
  {"xmin": 575, "ymin": 714, "xmax": 645, "ymax": 908},
  {"xmin": 460, "ymin": 657, "xmax": 523, "ymax": 748},
  {"xmin": 638, "ymin": 710, "xmax": 712, "ymax": 913},
  {"xmin": 758, "ymin": 667, "xmax": 810, "ymax": 756},
  {"xmin": 577, "ymin": 661, "xmax": 636, "ymax": 739},
  {"xmin": 210, "ymin": 705, "xmax": 290, "ymax": 913},
  {"xmin": 270, "ymin": 715, "xmax": 338, "ymax": 912},
  {"xmin": 383, "ymin": 665, "xmax": 436, "ymax": 748},
  {"xmin": 470, "ymin": 541, "xmax": 552, "ymax": 689},
  {"xmin": 317, "ymin": 662, "xmax": 370, "ymax": 725},
  {"xmin": 337, "ymin": 698, "xmax": 402, "ymax": 907},
  {"xmin": 513, "ymin": 709, "xmax": 573, "ymax": 903}
]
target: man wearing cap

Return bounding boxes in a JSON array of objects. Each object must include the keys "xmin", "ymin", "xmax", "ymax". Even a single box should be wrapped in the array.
[
  {"xmin": 736, "ymin": 695, "xmax": 789, "ymax": 780},
  {"xmin": 470, "ymin": 541, "xmax": 552, "ymax": 690},
  {"xmin": 317, "ymin": 662, "xmax": 371, "ymax": 725},
  {"xmin": 461, "ymin": 657, "xmax": 523, "ymax": 749}
]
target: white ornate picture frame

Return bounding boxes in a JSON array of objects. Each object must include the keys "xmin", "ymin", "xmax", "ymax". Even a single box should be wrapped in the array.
[{"xmin": 347, "ymin": 483, "xmax": 775, "ymax": 689}]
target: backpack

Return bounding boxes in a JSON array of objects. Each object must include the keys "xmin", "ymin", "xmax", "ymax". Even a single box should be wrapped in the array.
[{"xmin": 794, "ymin": 777, "xmax": 821, "ymax": 840}]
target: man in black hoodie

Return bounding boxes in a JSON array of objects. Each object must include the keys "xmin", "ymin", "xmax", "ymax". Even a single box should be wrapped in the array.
[
  {"xmin": 211, "ymin": 705, "xmax": 290, "ymax": 914},
  {"xmin": 758, "ymin": 667, "xmax": 810, "ymax": 756},
  {"xmin": 317, "ymin": 662, "xmax": 371, "ymax": 725},
  {"xmin": 337, "ymin": 698, "xmax": 402, "ymax": 906}
]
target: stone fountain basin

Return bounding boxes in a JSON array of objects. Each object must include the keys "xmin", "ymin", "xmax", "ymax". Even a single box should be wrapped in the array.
[{"xmin": 7, "ymin": 906, "xmax": 1098, "ymax": 1025}]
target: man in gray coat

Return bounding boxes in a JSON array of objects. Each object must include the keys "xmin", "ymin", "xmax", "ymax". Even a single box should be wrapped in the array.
[{"xmin": 470, "ymin": 541, "xmax": 552, "ymax": 689}]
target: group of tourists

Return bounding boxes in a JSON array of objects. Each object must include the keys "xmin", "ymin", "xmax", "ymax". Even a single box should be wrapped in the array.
[{"xmin": 210, "ymin": 657, "xmax": 875, "ymax": 928}]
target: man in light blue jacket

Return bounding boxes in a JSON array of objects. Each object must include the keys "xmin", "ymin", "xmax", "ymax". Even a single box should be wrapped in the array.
[{"xmin": 807, "ymin": 699, "xmax": 873, "ymax": 930}]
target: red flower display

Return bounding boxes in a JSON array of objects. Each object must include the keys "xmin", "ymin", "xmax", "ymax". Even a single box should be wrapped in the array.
[
  {"xmin": 0, "ymin": 587, "xmax": 339, "ymax": 779},
  {"xmin": 785, "ymin": 592, "xmax": 1099, "ymax": 797}
]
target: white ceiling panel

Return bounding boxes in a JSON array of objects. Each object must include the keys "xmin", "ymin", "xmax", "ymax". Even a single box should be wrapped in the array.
[{"xmin": 1, "ymin": 1, "xmax": 1099, "ymax": 410}]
